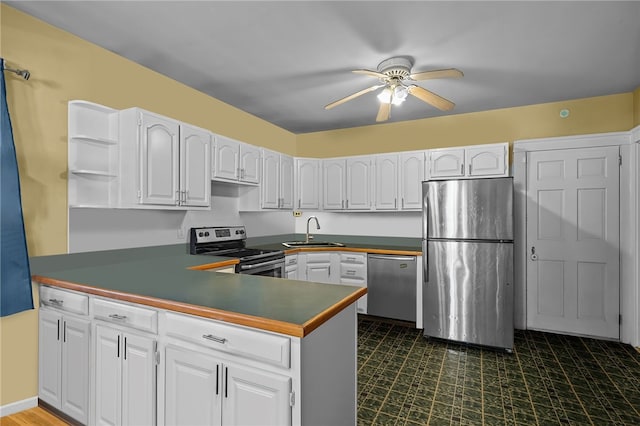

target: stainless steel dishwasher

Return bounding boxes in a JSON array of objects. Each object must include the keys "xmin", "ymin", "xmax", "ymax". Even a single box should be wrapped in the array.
[{"xmin": 367, "ymin": 254, "xmax": 417, "ymax": 322}]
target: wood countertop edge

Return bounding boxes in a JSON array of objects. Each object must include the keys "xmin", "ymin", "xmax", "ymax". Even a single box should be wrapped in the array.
[
  {"xmin": 301, "ymin": 287, "xmax": 368, "ymax": 336},
  {"xmin": 187, "ymin": 258, "xmax": 239, "ymax": 271},
  {"xmin": 283, "ymin": 247, "xmax": 421, "ymax": 256},
  {"xmin": 33, "ymin": 275, "xmax": 366, "ymax": 338}
]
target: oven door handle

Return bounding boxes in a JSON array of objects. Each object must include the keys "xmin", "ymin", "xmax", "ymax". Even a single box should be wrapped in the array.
[{"xmin": 238, "ymin": 258, "xmax": 285, "ymax": 270}]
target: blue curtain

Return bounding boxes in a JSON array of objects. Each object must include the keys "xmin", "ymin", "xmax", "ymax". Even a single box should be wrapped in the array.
[{"xmin": 0, "ymin": 58, "xmax": 34, "ymax": 316}]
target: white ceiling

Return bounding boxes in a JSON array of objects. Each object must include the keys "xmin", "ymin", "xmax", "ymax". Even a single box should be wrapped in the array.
[{"xmin": 8, "ymin": 1, "xmax": 640, "ymax": 134}]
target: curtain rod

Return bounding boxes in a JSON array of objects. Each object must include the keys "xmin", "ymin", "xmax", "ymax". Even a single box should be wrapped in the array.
[{"xmin": 3, "ymin": 65, "xmax": 30, "ymax": 80}]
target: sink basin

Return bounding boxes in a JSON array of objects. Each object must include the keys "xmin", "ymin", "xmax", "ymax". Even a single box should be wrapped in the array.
[{"xmin": 282, "ymin": 241, "xmax": 345, "ymax": 248}]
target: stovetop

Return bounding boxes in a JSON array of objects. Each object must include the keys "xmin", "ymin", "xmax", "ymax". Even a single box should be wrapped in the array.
[{"xmin": 189, "ymin": 226, "xmax": 283, "ymax": 262}]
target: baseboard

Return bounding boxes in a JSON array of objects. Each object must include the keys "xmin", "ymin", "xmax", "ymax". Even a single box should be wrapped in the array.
[{"xmin": 0, "ymin": 396, "xmax": 38, "ymax": 417}]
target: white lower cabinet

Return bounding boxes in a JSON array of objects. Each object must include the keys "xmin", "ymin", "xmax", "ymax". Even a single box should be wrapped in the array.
[
  {"xmin": 339, "ymin": 252, "xmax": 368, "ymax": 314},
  {"xmin": 299, "ymin": 252, "xmax": 340, "ymax": 284},
  {"xmin": 94, "ymin": 325, "xmax": 157, "ymax": 426},
  {"xmin": 285, "ymin": 255, "xmax": 298, "ymax": 280},
  {"xmin": 39, "ymin": 309, "xmax": 91, "ymax": 424}
]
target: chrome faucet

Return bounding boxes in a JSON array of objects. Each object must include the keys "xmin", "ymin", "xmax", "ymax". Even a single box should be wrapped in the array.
[{"xmin": 306, "ymin": 216, "xmax": 320, "ymax": 243}]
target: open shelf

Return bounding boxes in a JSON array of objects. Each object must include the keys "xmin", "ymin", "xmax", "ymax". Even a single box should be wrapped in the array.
[
  {"xmin": 70, "ymin": 134, "xmax": 117, "ymax": 145},
  {"xmin": 70, "ymin": 169, "xmax": 117, "ymax": 178}
]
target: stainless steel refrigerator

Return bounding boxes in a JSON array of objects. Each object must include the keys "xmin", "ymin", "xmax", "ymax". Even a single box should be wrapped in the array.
[{"xmin": 422, "ymin": 177, "xmax": 514, "ymax": 351}]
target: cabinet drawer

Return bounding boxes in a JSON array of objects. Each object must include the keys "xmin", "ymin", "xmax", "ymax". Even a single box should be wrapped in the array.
[
  {"xmin": 39, "ymin": 286, "xmax": 88, "ymax": 316},
  {"xmin": 285, "ymin": 255, "xmax": 297, "ymax": 266},
  {"xmin": 165, "ymin": 312, "xmax": 291, "ymax": 368},
  {"xmin": 305, "ymin": 252, "xmax": 332, "ymax": 263},
  {"xmin": 340, "ymin": 263, "xmax": 366, "ymax": 280},
  {"xmin": 340, "ymin": 253, "xmax": 366, "ymax": 264},
  {"xmin": 92, "ymin": 298, "xmax": 158, "ymax": 334}
]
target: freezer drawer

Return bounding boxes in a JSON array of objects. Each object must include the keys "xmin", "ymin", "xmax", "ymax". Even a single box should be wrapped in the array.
[
  {"xmin": 423, "ymin": 240, "xmax": 513, "ymax": 350},
  {"xmin": 367, "ymin": 254, "xmax": 417, "ymax": 322}
]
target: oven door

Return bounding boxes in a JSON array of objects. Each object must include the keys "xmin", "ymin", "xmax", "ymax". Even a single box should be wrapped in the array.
[{"xmin": 237, "ymin": 258, "xmax": 285, "ymax": 278}]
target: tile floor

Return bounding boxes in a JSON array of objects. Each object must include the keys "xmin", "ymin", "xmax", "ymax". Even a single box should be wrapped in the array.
[{"xmin": 357, "ymin": 316, "xmax": 640, "ymax": 425}]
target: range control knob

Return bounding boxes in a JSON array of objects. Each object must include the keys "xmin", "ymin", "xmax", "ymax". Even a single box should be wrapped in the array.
[
  {"xmin": 198, "ymin": 232, "xmax": 204, "ymax": 237},
  {"xmin": 204, "ymin": 232, "xmax": 210, "ymax": 237}
]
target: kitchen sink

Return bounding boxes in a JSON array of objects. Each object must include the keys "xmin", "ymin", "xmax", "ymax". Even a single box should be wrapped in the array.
[{"xmin": 281, "ymin": 241, "xmax": 345, "ymax": 248}]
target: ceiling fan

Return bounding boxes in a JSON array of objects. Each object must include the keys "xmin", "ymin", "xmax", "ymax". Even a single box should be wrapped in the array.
[{"xmin": 325, "ymin": 57, "xmax": 463, "ymax": 122}]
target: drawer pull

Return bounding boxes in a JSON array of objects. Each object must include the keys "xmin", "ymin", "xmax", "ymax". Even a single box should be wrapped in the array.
[
  {"xmin": 347, "ymin": 257, "xmax": 356, "ymax": 262},
  {"xmin": 48, "ymin": 298, "xmax": 64, "ymax": 305},
  {"xmin": 346, "ymin": 270, "xmax": 356, "ymax": 275},
  {"xmin": 108, "ymin": 314, "xmax": 128, "ymax": 321},
  {"xmin": 202, "ymin": 334, "xmax": 227, "ymax": 344}
]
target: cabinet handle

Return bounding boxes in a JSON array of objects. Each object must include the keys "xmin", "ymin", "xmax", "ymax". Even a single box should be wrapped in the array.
[
  {"xmin": 216, "ymin": 365, "xmax": 219, "ymax": 395},
  {"xmin": 202, "ymin": 334, "xmax": 227, "ymax": 344},
  {"xmin": 394, "ymin": 198, "xmax": 397, "ymax": 209},
  {"xmin": 346, "ymin": 270, "xmax": 356, "ymax": 275},
  {"xmin": 108, "ymin": 314, "xmax": 128, "ymax": 322},
  {"xmin": 298, "ymin": 199, "xmax": 301, "ymax": 209},
  {"xmin": 48, "ymin": 298, "xmax": 63, "ymax": 306},
  {"xmin": 346, "ymin": 200, "xmax": 349, "ymax": 209},
  {"xmin": 57, "ymin": 319, "xmax": 60, "ymax": 341},
  {"xmin": 241, "ymin": 168, "xmax": 245, "ymax": 179},
  {"xmin": 402, "ymin": 198, "xmax": 404, "ymax": 209},
  {"xmin": 347, "ymin": 257, "xmax": 356, "ymax": 261},
  {"xmin": 63, "ymin": 321, "xmax": 66, "ymax": 343},
  {"xmin": 117, "ymin": 335, "xmax": 120, "ymax": 358},
  {"xmin": 225, "ymin": 367, "xmax": 229, "ymax": 398},
  {"xmin": 341, "ymin": 200, "xmax": 344, "ymax": 209},
  {"xmin": 469, "ymin": 164, "xmax": 472, "ymax": 175},
  {"xmin": 461, "ymin": 164, "xmax": 464, "ymax": 175},
  {"xmin": 124, "ymin": 337, "xmax": 127, "ymax": 360},
  {"xmin": 175, "ymin": 191, "xmax": 180, "ymax": 205}
]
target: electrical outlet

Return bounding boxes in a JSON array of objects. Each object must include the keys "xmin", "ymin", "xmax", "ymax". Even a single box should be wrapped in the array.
[{"xmin": 293, "ymin": 211, "xmax": 302, "ymax": 217}]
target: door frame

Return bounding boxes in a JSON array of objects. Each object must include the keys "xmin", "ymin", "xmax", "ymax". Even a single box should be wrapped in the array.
[{"xmin": 513, "ymin": 130, "xmax": 638, "ymax": 347}]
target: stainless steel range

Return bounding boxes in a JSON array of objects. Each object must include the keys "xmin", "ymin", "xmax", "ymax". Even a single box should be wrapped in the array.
[{"xmin": 189, "ymin": 226, "xmax": 285, "ymax": 277}]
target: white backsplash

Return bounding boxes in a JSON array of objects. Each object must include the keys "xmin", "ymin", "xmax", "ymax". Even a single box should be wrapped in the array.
[{"xmin": 293, "ymin": 211, "xmax": 422, "ymax": 237}]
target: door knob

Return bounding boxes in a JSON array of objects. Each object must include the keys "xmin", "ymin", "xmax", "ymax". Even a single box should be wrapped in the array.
[{"xmin": 530, "ymin": 246, "xmax": 538, "ymax": 261}]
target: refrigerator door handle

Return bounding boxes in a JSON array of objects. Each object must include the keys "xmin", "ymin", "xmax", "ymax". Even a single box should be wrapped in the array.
[{"xmin": 422, "ymin": 240, "xmax": 428, "ymax": 282}]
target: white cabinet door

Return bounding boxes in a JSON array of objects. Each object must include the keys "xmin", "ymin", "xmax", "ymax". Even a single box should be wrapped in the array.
[
  {"xmin": 280, "ymin": 154, "xmax": 294, "ymax": 209},
  {"xmin": 285, "ymin": 266, "xmax": 298, "ymax": 280},
  {"xmin": 121, "ymin": 334, "xmax": 156, "ymax": 426},
  {"xmin": 306, "ymin": 264, "xmax": 332, "ymax": 283},
  {"xmin": 399, "ymin": 151, "xmax": 425, "ymax": 210},
  {"xmin": 429, "ymin": 148, "xmax": 465, "ymax": 178},
  {"xmin": 323, "ymin": 159, "xmax": 346, "ymax": 210},
  {"xmin": 165, "ymin": 346, "xmax": 222, "ymax": 426},
  {"xmin": 95, "ymin": 325, "xmax": 122, "ymax": 426},
  {"xmin": 222, "ymin": 363, "xmax": 291, "ymax": 426},
  {"xmin": 296, "ymin": 158, "xmax": 320, "ymax": 210},
  {"xmin": 213, "ymin": 137, "xmax": 239, "ymax": 181},
  {"xmin": 262, "ymin": 149, "xmax": 280, "ymax": 209},
  {"xmin": 139, "ymin": 112, "xmax": 180, "ymax": 205},
  {"xmin": 39, "ymin": 309, "xmax": 62, "ymax": 408},
  {"xmin": 346, "ymin": 156, "xmax": 371, "ymax": 210},
  {"xmin": 61, "ymin": 317, "xmax": 90, "ymax": 425},
  {"xmin": 239, "ymin": 144, "xmax": 261, "ymax": 184},
  {"xmin": 181, "ymin": 124, "xmax": 211, "ymax": 207},
  {"xmin": 466, "ymin": 144, "xmax": 507, "ymax": 176},
  {"xmin": 375, "ymin": 154, "xmax": 398, "ymax": 210}
]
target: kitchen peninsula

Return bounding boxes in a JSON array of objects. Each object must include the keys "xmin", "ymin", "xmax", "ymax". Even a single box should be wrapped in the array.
[{"xmin": 31, "ymin": 244, "xmax": 366, "ymax": 425}]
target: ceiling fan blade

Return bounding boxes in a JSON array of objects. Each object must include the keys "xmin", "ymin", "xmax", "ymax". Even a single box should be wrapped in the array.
[
  {"xmin": 408, "ymin": 85, "xmax": 455, "ymax": 111},
  {"xmin": 325, "ymin": 84, "xmax": 384, "ymax": 110},
  {"xmin": 352, "ymin": 69, "xmax": 388, "ymax": 79},
  {"xmin": 376, "ymin": 101, "xmax": 391, "ymax": 122},
  {"xmin": 409, "ymin": 68, "xmax": 463, "ymax": 81}
]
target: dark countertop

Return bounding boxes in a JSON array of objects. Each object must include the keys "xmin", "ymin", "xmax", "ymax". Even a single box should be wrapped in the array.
[{"xmin": 30, "ymin": 235, "xmax": 420, "ymax": 337}]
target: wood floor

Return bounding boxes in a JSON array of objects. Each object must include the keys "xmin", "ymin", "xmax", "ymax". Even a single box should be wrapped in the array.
[{"xmin": 0, "ymin": 407, "xmax": 68, "ymax": 426}]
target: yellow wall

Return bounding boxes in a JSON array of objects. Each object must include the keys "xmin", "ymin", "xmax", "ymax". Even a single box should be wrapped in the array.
[
  {"xmin": 297, "ymin": 93, "xmax": 634, "ymax": 157},
  {"xmin": 634, "ymin": 85, "xmax": 640, "ymax": 127},
  {"xmin": 0, "ymin": 4, "xmax": 295, "ymax": 406}
]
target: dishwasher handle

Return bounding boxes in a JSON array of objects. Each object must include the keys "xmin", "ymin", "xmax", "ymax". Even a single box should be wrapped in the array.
[{"xmin": 368, "ymin": 254, "xmax": 416, "ymax": 262}]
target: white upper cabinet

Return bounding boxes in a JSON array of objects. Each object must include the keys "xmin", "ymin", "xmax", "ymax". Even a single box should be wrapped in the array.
[
  {"xmin": 399, "ymin": 151, "xmax": 426, "ymax": 210},
  {"xmin": 374, "ymin": 154, "xmax": 399, "ymax": 210},
  {"xmin": 213, "ymin": 136, "xmax": 260, "ymax": 184},
  {"xmin": 118, "ymin": 108, "xmax": 212, "ymax": 209},
  {"xmin": 261, "ymin": 149, "xmax": 293, "ymax": 209},
  {"xmin": 296, "ymin": 158, "xmax": 320, "ymax": 210},
  {"xmin": 322, "ymin": 159, "xmax": 347, "ymax": 210},
  {"xmin": 346, "ymin": 156, "xmax": 372, "ymax": 210},
  {"xmin": 427, "ymin": 143, "xmax": 508, "ymax": 179}
]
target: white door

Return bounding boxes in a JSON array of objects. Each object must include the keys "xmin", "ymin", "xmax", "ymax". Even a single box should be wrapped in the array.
[
  {"xmin": 323, "ymin": 160, "xmax": 345, "ymax": 210},
  {"xmin": 61, "ymin": 317, "xmax": 90, "ymax": 424},
  {"xmin": 94, "ymin": 325, "xmax": 122, "ymax": 426},
  {"xmin": 280, "ymin": 154, "xmax": 294, "ymax": 209},
  {"xmin": 239, "ymin": 144, "xmax": 261, "ymax": 184},
  {"xmin": 297, "ymin": 159, "xmax": 320, "ymax": 210},
  {"xmin": 222, "ymin": 363, "xmax": 291, "ymax": 426},
  {"xmin": 165, "ymin": 346, "xmax": 221, "ymax": 426},
  {"xmin": 121, "ymin": 333, "xmax": 156, "ymax": 426},
  {"xmin": 399, "ymin": 151, "xmax": 425, "ymax": 210},
  {"xmin": 140, "ymin": 112, "xmax": 180, "ymax": 205},
  {"xmin": 375, "ymin": 154, "xmax": 398, "ymax": 210},
  {"xmin": 429, "ymin": 148, "xmax": 465, "ymax": 178},
  {"xmin": 526, "ymin": 146, "xmax": 620, "ymax": 339},
  {"xmin": 181, "ymin": 125, "xmax": 211, "ymax": 207},
  {"xmin": 261, "ymin": 149, "xmax": 280, "ymax": 209},
  {"xmin": 346, "ymin": 157, "xmax": 371, "ymax": 210},
  {"xmin": 214, "ymin": 137, "xmax": 239, "ymax": 181},
  {"xmin": 39, "ymin": 309, "xmax": 62, "ymax": 408},
  {"xmin": 466, "ymin": 144, "xmax": 507, "ymax": 177}
]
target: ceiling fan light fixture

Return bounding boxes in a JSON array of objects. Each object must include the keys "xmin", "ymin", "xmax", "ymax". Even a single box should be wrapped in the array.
[
  {"xmin": 392, "ymin": 86, "xmax": 408, "ymax": 105},
  {"xmin": 377, "ymin": 87, "xmax": 392, "ymax": 104}
]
